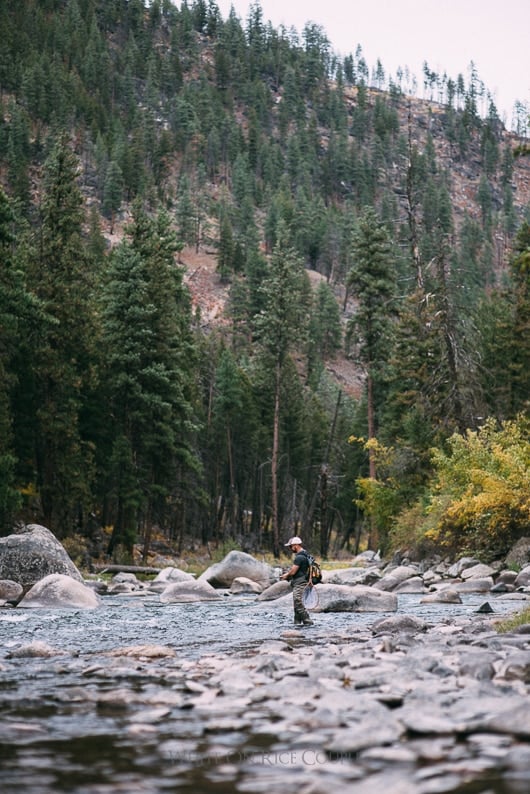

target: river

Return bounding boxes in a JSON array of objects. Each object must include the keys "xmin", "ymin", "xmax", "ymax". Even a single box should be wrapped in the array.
[{"xmin": 0, "ymin": 591, "xmax": 525, "ymax": 793}]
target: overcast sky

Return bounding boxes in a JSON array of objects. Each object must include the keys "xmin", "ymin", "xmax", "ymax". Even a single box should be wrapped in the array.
[{"xmin": 214, "ymin": 0, "xmax": 530, "ymax": 129}]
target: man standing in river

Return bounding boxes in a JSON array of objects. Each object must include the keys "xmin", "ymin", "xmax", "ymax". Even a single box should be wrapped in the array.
[{"xmin": 280, "ymin": 536, "xmax": 314, "ymax": 626}]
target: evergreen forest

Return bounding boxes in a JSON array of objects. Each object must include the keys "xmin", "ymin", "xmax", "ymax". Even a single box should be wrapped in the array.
[{"xmin": 0, "ymin": 0, "xmax": 529, "ymax": 565}]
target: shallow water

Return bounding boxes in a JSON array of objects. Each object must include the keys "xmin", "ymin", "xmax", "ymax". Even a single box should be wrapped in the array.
[
  {"xmin": 0, "ymin": 591, "xmax": 526, "ymax": 793},
  {"xmin": 1, "ymin": 591, "xmax": 523, "ymax": 660}
]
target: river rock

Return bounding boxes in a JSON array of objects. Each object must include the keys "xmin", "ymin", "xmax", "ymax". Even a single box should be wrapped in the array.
[
  {"xmin": 230, "ymin": 576, "xmax": 263, "ymax": 594},
  {"xmin": 0, "ymin": 579, "xmax": 23, "ymax": 602},
  {"xmin": 107, "ymin": 572, "xmax": 147, "ymax": 593},
  {"xmin": 198, "ymin": 550, "xmax": 272, "ymax": 589},
  {"xmin": 491, "ymin": 581, "xmax": 516, "ymax": 593},
  {"xmin": 393, "ymin": 576, "xmax": 428, "ymax": 593},
  {"xmin": 159, "ymin": 579, "xmax": 222, "ymax": 603},
  {"xmin": 451, "ymin": 577, "xmax": 495, "ymax": 593},
  {"xmin": 496, "ymin": 652, "xmax": 530, "ymax": 682},
  {"xmin": 352, "ymin": 550, "xmax": 382, "ymax": 566},
  {"xmin": 0, "ymin": 524, "xmax": 83, "ymax": 588},
  {"xmin": 149, "ymin": 566, "xmax": 195, "ymax": 593},
  {"xmin": 372, "ymin": 614, "xmax": 429, "ymax": 634},
  {"xmin": 497, "ymin": 570, "xmax": 518, "ymax": 585},
  {"xmin": 421, "ymin": 589, "xmax": 463, "ymax": 604},
  {"xmin": 257, "ymin": 580, "xmax": 291, "ymax": 600},
  {"xmin": 313, "ymin": 583, "xmax": 398, "ymax": 613},
  {"xmin": 323, "ymin": 567, "xmax": 382, "ymax": 586},
  {"xmin": 514, "ymin": 566, "xmax": 530, "ymax": 588},
  {"xmin": 461, "ymin": 563, "xmax": 498, "ymax": 580},
  {"xmin": 446, "ymin": 557, "xmax": 481, "ymax": 577},
  {"xmin": 373, "ymin": 565, "xmax": 419, "ymax": 591},
  {"xmin": 18, "ymin": 573, "xmax": 101, "ymax": 609},
  {"xmin": 505, "ymin": 538, "xmax": 530, "ymax": 568},
  {"xmin": 433, "ymin": 577, "xmax": 494, "ymax": 594},
  {"xmin": 6, "ymin": 641, "xmax": 66, "ymax": 658}
]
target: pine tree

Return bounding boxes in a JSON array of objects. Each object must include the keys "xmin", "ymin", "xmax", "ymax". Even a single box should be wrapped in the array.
[
  {"xmin": 254, "ymin": 224, "xmax": 311, "ymax": 555},
  {"xmin": 101, "ymin": 205, "xmax": 200, "ymax": 559},
  {"xmin": 31, "ymin": 135, "xmax": 96, "ymax": 534},
  {"xmin": 0, "ymin": 189, "xmax": 36, "ymax": 532},
  {"xmin": 307, "ymin": 280, "xmax": 342, "ymax": 386},
  {"xmin": 509, "ymin": 222, "xmax": 530, "ymax": 414},
  {"xmin": 346, "ymin": 208, "xmax": 397, "ymax": 549},
  {"xmin": 217, "ymin": 209, "xmax": 234, "ymax": 283},
  {"xmin": 347, "ymin": 209, "xmax": 396, "ymax": 470},
  {"xmin": 102, "ymin": 159, "xmax": 124, "ymax": 232}
]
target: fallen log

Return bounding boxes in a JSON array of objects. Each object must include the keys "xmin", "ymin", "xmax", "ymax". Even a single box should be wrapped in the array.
[{"xmin": 92, "ymin": 564, "xmax": 162, "ymax": 575}]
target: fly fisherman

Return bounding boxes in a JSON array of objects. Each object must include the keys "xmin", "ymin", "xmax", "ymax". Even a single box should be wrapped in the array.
[{"xmin": 280, "ymin": 536, "xmax": 314, "ymax": 626}]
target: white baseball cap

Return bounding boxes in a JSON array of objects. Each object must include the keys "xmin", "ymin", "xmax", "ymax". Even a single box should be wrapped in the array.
[{"xmin": 284, "ymin": 536, "xmax": 302, "ymax": 546}]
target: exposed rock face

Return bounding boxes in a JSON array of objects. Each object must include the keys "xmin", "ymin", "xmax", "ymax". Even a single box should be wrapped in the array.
[
  {"xmin": 198, "ymin": 550, "xmax": 272, "ymax": 589},
  {"xmin": 0, "ymin": 524, "xmax": 83, "ymax": 588},
  {"xmin": 18, "ymin": 573, "xmax": 101, "ymax": 609},
  {"xmin": 159, "ymin": 579, "xmax": 222, "ymax": 603}
]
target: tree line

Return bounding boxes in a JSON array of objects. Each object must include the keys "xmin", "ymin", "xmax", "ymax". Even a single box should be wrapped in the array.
[{"xmin": 0, "ymin": 0, "xmax": 528, "ymax": 562}]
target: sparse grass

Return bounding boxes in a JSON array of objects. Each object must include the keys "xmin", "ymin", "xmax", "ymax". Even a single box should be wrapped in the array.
[{"xmin": 495, "ymin": 606, "xmax": 530, "ymax": 633}]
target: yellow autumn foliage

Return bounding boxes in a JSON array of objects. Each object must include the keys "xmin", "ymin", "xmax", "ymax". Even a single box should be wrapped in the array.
[{"xmin": 422, "ymin": 416, "xmax": 530, "ymax": 559}]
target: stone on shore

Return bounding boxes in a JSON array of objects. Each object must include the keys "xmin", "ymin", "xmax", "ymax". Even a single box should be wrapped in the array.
[
  {"xmin": 373, "ymin": 564, "xmax": 419, "ymax": 591},
  {"xmin": 159, "ymin": 579, "xmax": 222, "ymax": 603},
  {"xmin": 0, "ymin": 524, "xmax": 83, "ymax": 588},
  {"xmin": 198, "ymin": 550, "xmax": 272, "ymax": 589},
  {"xmin": 18, "ymin": 573, "xmax": 101, "ymax": 609}
]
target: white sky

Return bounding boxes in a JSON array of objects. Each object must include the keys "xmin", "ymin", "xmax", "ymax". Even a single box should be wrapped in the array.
[{"xmin": 214, "ymin": 0, "xmax": 530, "ymax": 129}]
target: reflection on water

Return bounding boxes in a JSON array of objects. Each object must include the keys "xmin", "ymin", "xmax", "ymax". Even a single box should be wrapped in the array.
[{"xmin": 0, "ymin": 591, "xmax": 526, "ymax": 793}]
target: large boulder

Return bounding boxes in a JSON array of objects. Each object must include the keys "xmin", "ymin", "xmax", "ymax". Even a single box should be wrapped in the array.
[
  {"xmin": 514, "ymin": 565, "xmax": 530, "ymax": 588},
  {"xmin": 159, "ymin": 579, "xmax": 222, "ymax": 603},
  {"xmin": 18, "ymin": 573, "xmax": 101, "ymax": 609},
  {"xmin": 265, "ymin": 584, "xmax": 397, "ymax": 613},
  {"xmin": 447, "ymin": 577, "xmax": 494, "ymax": 593},
  {"xmin": 461, "ymin": 563, "xmax": 498, "ymax": 580},
  {"xmin": 505, "ymin": 538, "xmax": 530, "ymax": 569},
  {"xmin": 393, "ymin": 576, "xmax": 428, "ymax": 594},
  {"xmin": 0, "ymin": 524, "xmax": 83, "ymax": 589},
  {"xmin": 314, "ymin": 584, "xmax": 398, "ymax": 613},
  {"xmin": 149, "ymin": 566, "xmax": 195, "ymax": 593},
  {"xmin": 446, "ymin": 557, "xmax": 481, "ymax": 578},
  {"xmin": 373, "ymin": 565, "xmax": 419, "ymax": 592},
  {"xmin": 198, "ymin": 550, "xmax": 272, "ymax": 589}
]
